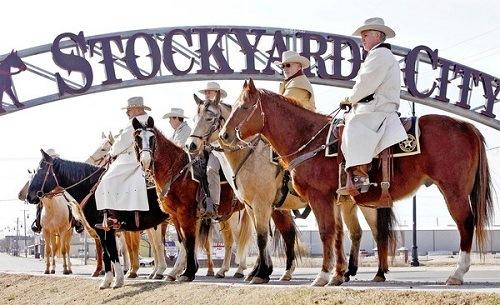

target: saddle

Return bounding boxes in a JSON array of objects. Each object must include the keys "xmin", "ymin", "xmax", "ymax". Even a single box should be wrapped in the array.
[{"xmin": 333, "ymin": 117, "xmax": 419, "ymax": 209}]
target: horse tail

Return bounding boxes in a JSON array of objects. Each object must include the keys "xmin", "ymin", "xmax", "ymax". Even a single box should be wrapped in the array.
[
  {"xmin": 469, "ymin": 125, "xmax": 494, "ymax": 254},
  {"xmin": 272, "ymin": 210, "xmax": 304, "ymax": 260},
  {"xmin": 197, "ymin": 218, "xmax": 212, "ymax": 251},
  {"xmin": 236, "ymin": 209, "xmax": 252, "ymax": 261},
  {"xmin": 377, "ymin": 207, "xmax": 397, "ymax": 258},
  {"xmin": 55, "ymin": 235, "xmax": 62, "ymax": 257}
]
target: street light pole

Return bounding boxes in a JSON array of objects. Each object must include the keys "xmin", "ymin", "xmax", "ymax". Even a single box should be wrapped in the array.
[
  {"xmin": 23, "ymin": 210, "xmax": 27, "ymax": 257},
  {"xmin": 410, "ymin": 101, "xmax": 420, "ymax": 267}
]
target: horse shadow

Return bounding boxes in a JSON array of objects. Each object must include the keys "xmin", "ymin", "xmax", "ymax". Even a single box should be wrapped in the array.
[{"xmin": 0, "ymin": 50, "xmax": 27, "ymax": 113}]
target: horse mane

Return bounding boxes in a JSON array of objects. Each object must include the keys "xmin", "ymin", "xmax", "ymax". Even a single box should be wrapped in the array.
[
  {"xmin": 53, "ymin": 157, "xmax": 104, "ymax": 186},
  {"xmin": 153, "ymin": 127, "xmax": 188, "ymax": 164}
]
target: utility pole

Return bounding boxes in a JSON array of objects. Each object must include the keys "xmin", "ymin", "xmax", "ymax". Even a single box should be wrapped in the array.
[
  {"xmin": 16, "ymin": 218, "xmax": 20, "ymax": 256},
  {"xmin": 23, "ymin": 210, "xmax": 28, "ymax": 257},
  {"xmin": 410, "ymin": 101, "xmax": 420, "ymax": 267}
]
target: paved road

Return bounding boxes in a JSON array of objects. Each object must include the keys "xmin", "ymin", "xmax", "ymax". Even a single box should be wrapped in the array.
[{"xmin": 1, "ymin": 253, "xmax": 499, "ymax": 292}]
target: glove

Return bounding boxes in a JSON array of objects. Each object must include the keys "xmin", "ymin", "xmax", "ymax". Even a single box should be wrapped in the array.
[{"xmin": 340, "ymin": 97, "xmax": 352, "ymax": 110}]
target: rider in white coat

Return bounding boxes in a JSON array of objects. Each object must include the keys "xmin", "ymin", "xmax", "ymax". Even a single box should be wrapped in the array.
[
  {"xmin": 95, "ymin": 97, "xmax": 151, "ymax": 229},
  {"xmin": 339, "ymin": 18, "xmax": 407, "ymax": 196}
]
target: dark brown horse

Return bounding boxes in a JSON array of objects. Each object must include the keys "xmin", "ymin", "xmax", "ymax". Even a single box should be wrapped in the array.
[{"xmin": 220, "ymin": 79, "xmax": 494, "ymax": 286}]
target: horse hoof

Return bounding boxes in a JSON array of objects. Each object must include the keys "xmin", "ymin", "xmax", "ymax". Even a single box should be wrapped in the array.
[
  {"xmin": 446, "ymin": 277, "xmax": 463, "ymax": 285},
  {"xmin": 344, "ymin": 275, "xmax": 351, "ymax": 283},
  {"xmin": 311, "ymin": 277, "xmax": 328, "ymax": 287},
  {"xmin": 215, "ymin": 272, "xmax": 225, "ymax": 279},
  {"xmin": 328, "ymin": 277, "xmax": 344, "ymax": 286},
  {"xmin": 206, "ymin": 270, "xmax": 215, "ymax": 277},
  {"xmin": 372, "ymin": 275, "xmax": 386, "ymax": 282},
  {"xmin": 153, "ymin": 274, "xmax": 164, "ymax": 280},
  {"xmin": 244, "ymin": 275, "xmax": 253, "ymax": 282},
  {"xmin": 178, "ymin": 275, "xmax": 193, "ymax": 282},
  {"xmin": 112, "ymin": 280, "xmax": 124, "ymax": 289},
  {"xmin": 68, "ymin": 270, "xmax": 73, "ymax": 274},
  {"xmin": 44, "ymin": 270, "xmax": 50, "ymax": 274},
  {"xmin": 63, "ymin": 270, "xmax": 71, "ymax": 275},
  {"xmin": 165, "ymin": 275, "xmax": 176, "ymax": 282},
  {"xmin": 233, "ymin": 272, "xmax": 244, "ymax": 279},
  {"xmin": 50, "ymin": 270, "xmax": 55, "ymax": 274},
  {"xmin": 279, "ymin": 274, "xmax": 292, "ymax": 281},
  {"xmin": 249, "ymin": 277, "xmax": 269, "ymax": 284},
  {"xmin": 127, "ymin": 272, "xmax": 138, "ymax": 279}
]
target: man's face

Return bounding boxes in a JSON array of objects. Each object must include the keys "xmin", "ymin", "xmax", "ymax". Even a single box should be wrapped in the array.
[
  {"xmin": 126, "ymin": 107, "xmax": 144, "ymax": 119},
  {"xmin": 361, "ymin": 30, "xmax": 382, "ymax": 52},
  {"xmin": 282, "ymin": 62, "xmax": 302, "ymax": 79},
  {"xmin": 203, "ymin": 90, "xmax": 218, "ymax": 101},
  {"xmin": 169, "ymin": 117, "xmax": 181, "ymax": 129}
]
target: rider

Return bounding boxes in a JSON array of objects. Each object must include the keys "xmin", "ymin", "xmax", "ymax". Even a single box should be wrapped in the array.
[
  {"xmin": 95, "ymin": 97, "xmax": 152, "ymax": 230},
  {"xmin": 197, "ymin": 82, "xmax": 228, "ymax": 219},
  {"xmin": 163, "ymin": 107, "xmax": 192, "ymax": 147},
  {"xmin": 275, "ymin": 50, "xmax": 316, "ymax": 111},
  {"xmin": 30, "ymin": 149, "xmax": 84, "ymax": 234},
  {"xmin": 338, "ymin": 17, "xmax": 407, "ymax": 196}
]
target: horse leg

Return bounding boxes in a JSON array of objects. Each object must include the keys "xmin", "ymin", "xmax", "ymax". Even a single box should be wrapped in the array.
[
  {"xmin": 5, "ymin": 87, "xmax": 23, "ymax": 108},
  {"xmin": 62, "ymin": 230, "xmax": 72, "ymax": 275},
  {"xmin": 147, "ymin": 227, "xmax": 167, "ymax": 279},
  {"xmin": 215, "ymin": 219, "xmax": 233, "ymax": 278},
  {"xmin": 248, "ymin": 203, "xmax": 273, "ymax": 284},
  {"xmin": 329, "ymin": 203, "xmax": 347, "ymax": 286},
  {"xmin": 179, "ymin": 225, "xmax": 198, "ymax": 282},
  {"xmin": 358, "ymin": 206, "xmax": 387, "ymax": 282},
  {"xmin": 233, "ymin": 209, "xmax": 252, "ymax": 279},
  {"xmin": 50, "ymin": 235, "xmax": 57, "ymax": 274},
  {"xmin": 309, "ymin": 192, "xmax": 336, "ymax": 287},
  {"xmin": 124, "ymin": 231, "xmax": 140, "ymax": 279},
  {"xmin": 339, "ymin": 201, "xmax": 361, "ymax": 282},
  {"xmin": 271, "ymin": 210, "xmax": 297, "ymax": 282},
  {"xmin": 166, "ymin": 239, "xmax": 186, "ymax": 281},
  {"xmin": 116, "ymin": 233, "xmax": 129, "ymax": 275},
  {"xmin": 442, "ymin": 192, "xmax": 474, "ymax": 285},
  {"xmin": 93, "ymin": 239, "xmax": 104, "ymax": 277},
  {"xmin": 204, "ymin": 228, "xmax": 215, "ymax": 277},
  {"xmin": 43, "ymin": 230, "xmax": 51, "ymax": 274}
]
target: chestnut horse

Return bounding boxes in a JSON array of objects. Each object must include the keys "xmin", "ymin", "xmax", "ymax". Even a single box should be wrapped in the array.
[
  {"xmin": 220, "ymin": 79, "xmax": 493, "ymax": 286},
  {"xmin": 187, "ymin": 93, "xmax": 396, "ymax": 283}
]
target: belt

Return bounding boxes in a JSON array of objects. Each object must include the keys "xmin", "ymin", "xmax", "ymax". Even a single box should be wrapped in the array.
[{"xmin": 357, "ymin": 93, "xmax": 374, "ymax": 104}]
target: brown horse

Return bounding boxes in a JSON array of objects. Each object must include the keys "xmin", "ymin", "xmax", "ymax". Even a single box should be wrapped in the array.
[
  {"xmin": 187, "ymin": 93, "xmax": 396, "ymax": 283},
  {"xmin": 220, "ymin": 79, "xmax": 494, "ymax": 286}
]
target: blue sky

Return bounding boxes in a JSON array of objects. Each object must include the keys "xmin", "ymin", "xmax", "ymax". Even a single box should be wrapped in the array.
[{"xmin": 1, "ymin": 0, "xmax": 499, "ymax": 236}]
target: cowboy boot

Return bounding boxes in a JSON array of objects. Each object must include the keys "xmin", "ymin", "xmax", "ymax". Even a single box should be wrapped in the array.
[
  {"xmin": 350, "ymin": 164, "xmax": 371, "ymax": 195},
  {"xmin": 202, "ymin": 196, "xmax": 220, "ymax": 220},
  {"xmin": 31, "ymin": 203, "xmax": 42, "ymax": 233},
  {"xmin": 95, "ymin": 210, "xmax": 122, "ymax": 231}
]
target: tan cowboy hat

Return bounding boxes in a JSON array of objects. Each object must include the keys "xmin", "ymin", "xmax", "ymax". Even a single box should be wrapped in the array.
[
  {"xmin": 352, "ymin": 17, "xmax": 396, "ymax": 38},
  {"xmin": 198, "ymin": 82, "xmax": 227, "ymax": 98},
  {"xmin": 274, "ymin": 50, "xmax": 310, "ymax": 69},
  {"xmin": 162, "ymin": 107, "xmax": 189, "ymax": 119},
  {"xmin": 121, "ymin": 96, "xmax": 152, "ymax": 111},
  {"xmin": 45, "ymin": 148, "xmax": 59, "ymax": 158}
]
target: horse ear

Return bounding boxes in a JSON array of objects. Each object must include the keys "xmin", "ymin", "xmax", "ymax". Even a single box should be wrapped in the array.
[
  {"xmin": 146, "ymin": 116, "xmax": 155, "ymax": 128},
  {"xmin": 108, "ymin": 132, "xmax": 114, "ymax": 144},
  {"xmin": 132, "ymin": 117, "xmax": 142, "ymax": 130},
  {"xmin": 193, "ymin": 94, "xmax": 204, "ymax": 106},
  {"xmin": 101, "ymin": 131, "xmax": 106, "ymax": 139},
  {"xmin": 27, "ymin": 169, "xmax": 32, "ymax": 174},
  {"xmin": 243, "ymin": 80, "xmax": 248, "ymax": 88},
  {"xmin": 40, "ymin": 149, "xmax": 52, "ymax": 161},
  {"xmin": 11, "ymin": 49, "xmax": 14, "ymax": 54},
  {"xmin": 248, "ymin": 78, "xmax": 257, "ymax": 92}
]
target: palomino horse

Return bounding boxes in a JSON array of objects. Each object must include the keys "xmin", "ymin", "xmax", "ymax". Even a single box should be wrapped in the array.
[
  {"xmin": 187, "ymin": 93, "xmax": 396, "ymax": 283},
  {"xmin": 220, "ymin": 79, "xmax": 494, "ymax": 286},
  {"xmin": 86, "ymin": 133, "xmax": 168, "ymax": 280},
  {"xmin": 39, "ymin": 194, "xmax": 73, "ymax": 275},
  {"xmin": 26, "ymin": 151, "xmax": 170, "ymax": 289},
  {"xmin": 0, "ymin": 50, "xmax": 26, "ymax": 113}
]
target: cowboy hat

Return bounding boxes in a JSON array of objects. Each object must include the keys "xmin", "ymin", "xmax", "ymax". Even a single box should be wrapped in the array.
[
  {"xmin": 352, "ymin": 17, "xmax": 396, "ymax": 38},
  {"xmin": 273, "ymin": 50, "xmax": 310, "ymax": 69},
  {"xmin": 121, "ymin": 96, "xmax": 152, "ymax": 111},
  {"xmin": 198, "ymin": 82, "xmax": 227, "ymax": 98},
  {"xmin": 45, "ymin": 148, "xmax": 60, "ymax": 158},
  {"xmin": 162, "ymin": 107, "xmax": 189, "ymax": 119}
]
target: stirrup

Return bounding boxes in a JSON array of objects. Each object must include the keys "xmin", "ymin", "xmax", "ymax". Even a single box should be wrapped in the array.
[{"xmin": 95, "ymin": 218, "xmax": 121, "ymax": 231}]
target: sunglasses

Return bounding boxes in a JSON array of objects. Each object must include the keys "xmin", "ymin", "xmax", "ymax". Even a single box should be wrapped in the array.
[{"xmin": 281, "ymin": 63, "xmax": 291, "ymax": 68}]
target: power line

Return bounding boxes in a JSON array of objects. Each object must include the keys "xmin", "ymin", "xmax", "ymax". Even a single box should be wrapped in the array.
[{"xmin": 440, "ymin": 26, "xmax": 500, "ymax": 51}]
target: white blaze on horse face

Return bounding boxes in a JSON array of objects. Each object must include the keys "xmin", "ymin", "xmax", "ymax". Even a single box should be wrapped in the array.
[{"xmin": 139, "ymin": 129, "xmax": 154, "ymax": 171}]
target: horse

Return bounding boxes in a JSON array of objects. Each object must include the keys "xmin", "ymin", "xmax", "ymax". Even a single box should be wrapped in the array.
[
  {"xmin": 220, "ymin": 79, "xmax": 494, "ymax": 286},
  {"xmin": 26, "ymin": 151, "xmax": 170, "ymax": 289},
  {"xmin": 86, "ymin": 133, "xmax": 168, "ymax": 280},
  {"xmin": 187, "ymin": 93, "xmax": 396, "ymax": 283},
  {"xmin": 132, "ymin": 117, "xmax": 300, "ymax": 282},
  {"xmin": 38, "ymin": 194, "xmax": 73, "ymax": 275},
  {"xmin": 0, "ymin": 50, "xmax": 26, "ymax": 113}
]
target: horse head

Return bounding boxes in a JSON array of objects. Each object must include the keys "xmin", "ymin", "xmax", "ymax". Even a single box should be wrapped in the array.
[
  {"xmin": 4, "ymin": 50, "xmax": 27, "ymax": 71},
  {"xmin": 220, "ymin": 79, "xmax": 264, "ymax": 146},
  {"xmin": 26, "ymin": 150, "xmax": 59, "ymax": 204},
  {"xmin": 86, "ymin": 132, "xmax": 115, "ymax": 166},
  {"xmin": 186, "ymin": 91, "xmax": 230, "ymax": 155},
  {"xmin": 132, "ymin": 116, "xmax": 156, "ymax": 172}
]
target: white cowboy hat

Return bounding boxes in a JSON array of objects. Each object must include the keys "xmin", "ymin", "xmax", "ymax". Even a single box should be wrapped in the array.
[
  {"xmin": 273, "ymin": 50, "xmax": 310, "ymax": 69},
  {"xmin": 121, "ymin": 96, "xmax": 152, "ymax": 111},
  {"xmin": 162, "ymin": 107, "xmax": 189, "ymax": 119},
  {"xmin": 198, "ymin": 82, "xmax": 227, "ymax": 99},
  {"xmin": 45, "ymin": 148, "xmax": 59, "ymax": 158},
  {"xmin": 352, "ymin": 17, "xmax": 396, "ymax": 38}
]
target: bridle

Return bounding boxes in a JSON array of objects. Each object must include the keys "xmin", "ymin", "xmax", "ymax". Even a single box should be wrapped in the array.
[
  {"xmin": 134, "ymin": 127, "xmax": 157, "ymax": 174},
  {"xmin": 234, "ymin": 90, "xmax": 265, "ymax": 146},
  {"xmin": 189, "ymin": 102, "xmax": 226, "ymax": 144}
]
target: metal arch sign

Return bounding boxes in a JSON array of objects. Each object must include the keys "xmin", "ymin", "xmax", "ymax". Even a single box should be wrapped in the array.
[{"xmin": 0, "ymin": 26, "xmax": 499, "ymax": 130}]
